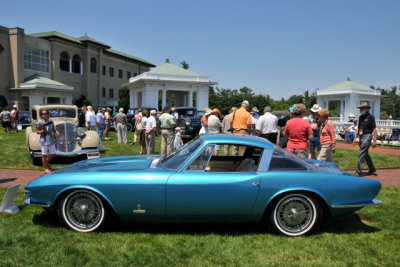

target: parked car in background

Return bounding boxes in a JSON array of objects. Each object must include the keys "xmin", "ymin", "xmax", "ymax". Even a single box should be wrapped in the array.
[
  {"xmin": 17, "ymin": 111, "xmax": 31, "ymax": 129},
  {"xmin": 24, "ymin": 134, "xmax": 381, "ymax": 236},
  {"xmin": 26, "ymin": 105, "xmax": 100, "ymax": 165},
  {"xmin": 175, "ymin": 107, "xmax": 201, "ymax": 140},
  {"xmin": 127, "ymin": 107, "xmax": 157, "ymax": 132}
]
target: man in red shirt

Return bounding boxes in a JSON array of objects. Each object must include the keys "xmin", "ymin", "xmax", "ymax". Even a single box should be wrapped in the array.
[{"xmin": 284, "ymin": 104, "xmax": 313, "ymax": 159}]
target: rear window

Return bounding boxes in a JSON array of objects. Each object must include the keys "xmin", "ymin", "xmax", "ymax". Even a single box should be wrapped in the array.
[{"xmin": 269, "ymin": 148, "xmax": 307, "ymax": 171}]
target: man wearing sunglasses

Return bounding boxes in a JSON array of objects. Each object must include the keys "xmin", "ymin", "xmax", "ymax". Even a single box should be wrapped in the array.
[{"xmin": 36, "ymin": 108, "xmax": 59, "ymax": 173}]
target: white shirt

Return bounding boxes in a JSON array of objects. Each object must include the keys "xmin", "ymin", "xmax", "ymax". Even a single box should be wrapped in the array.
[
  {"xmin": 85, "ymin": 110, "xmax": 96, "ymax": 127},
  {"xmin": 256, "ymin": 112, "xmax": 278, "ymax": 134},
  {"xmin": 348, "ymin": 124, "xmax": 358, "ymax": 133},
  {"xmin": 208, "ymin": 115, "xmax": 221, "ymax": 133},
  {"xmin": 146, "ymin": 115, "xmax": 157, "ymax": 131}
]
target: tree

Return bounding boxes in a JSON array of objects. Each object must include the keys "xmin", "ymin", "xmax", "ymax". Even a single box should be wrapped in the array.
[
  {"xmin": 180, "ymin": 60, "xmax": 189, "ymax": 69},
  {"xmin": 74, "ymin": 94, "xmax": 92, "ymax": 107},
  {"xmin": 118, "ymin": 87, "xmax": 130, "ymax": 112}
]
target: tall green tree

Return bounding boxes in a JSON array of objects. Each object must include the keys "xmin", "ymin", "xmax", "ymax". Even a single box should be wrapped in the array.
[{"xmin": 118, "ymin": 87, "xmax": 130, "ymax": 112}]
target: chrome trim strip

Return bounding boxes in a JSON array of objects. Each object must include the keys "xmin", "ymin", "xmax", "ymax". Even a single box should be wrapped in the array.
[
  {"xmin": 331, "ymin": 199, "xmax": 382, "ymax": 208},
  {"xmin": 24, "ymin": 198, "xmax": 51, "ymax": 208},
  {"xmin": 33, "ymin": 148, "xmax": 100, "ymax": 157}
]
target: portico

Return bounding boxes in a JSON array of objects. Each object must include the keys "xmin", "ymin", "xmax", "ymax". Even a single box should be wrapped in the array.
[
  {"xmin": 123, "ymin": 62, "xmax": 217, "ymax": 111},
  {"xmin": 317, "ymin": 79, "xmax": 382, "ymax": 121}
]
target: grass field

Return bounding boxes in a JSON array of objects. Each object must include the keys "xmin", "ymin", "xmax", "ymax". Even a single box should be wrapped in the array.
[
  {"xmin": 0, "ymin": 187, "xmax": 399, "ymax": 265},
  {"xmin": 0, "ymin": 129, "xmax": 399, "ymax": 171}
]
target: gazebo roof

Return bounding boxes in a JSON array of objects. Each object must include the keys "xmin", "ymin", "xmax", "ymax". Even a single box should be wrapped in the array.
[
  {"xmin": 318, "ymin": 79, "xmax": 380, "ymax": 96},
  {"xmin": 148, "ymin": 63, "xmax": 200, "ymax": 76},
  {"xmin": 14, "ymin": 74, "xmax": 74, "ymax": 91}
]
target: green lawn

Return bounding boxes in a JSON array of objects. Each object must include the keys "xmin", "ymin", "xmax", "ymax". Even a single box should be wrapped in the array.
[
  {"xmin": 0, "ymin": 187, "xmax": 399, "ymax": 265},
  {"xmin": 0, "ymin": 129, "xmax": 399, "ymax": 171}
]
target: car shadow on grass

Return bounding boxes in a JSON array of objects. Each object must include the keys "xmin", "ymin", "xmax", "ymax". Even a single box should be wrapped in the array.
[{"xmin": 30, "ymin": 210, "xmax": 380, "ymax": 236}]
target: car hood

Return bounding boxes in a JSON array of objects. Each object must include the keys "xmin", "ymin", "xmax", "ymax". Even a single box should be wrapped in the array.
[{"xmin": 51, "ymin": 155, "xmax": 163, "ymax": 174}]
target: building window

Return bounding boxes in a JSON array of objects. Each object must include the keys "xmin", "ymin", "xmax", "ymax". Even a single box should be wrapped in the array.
[
  {"xmin": 72, "ymin": 54, "xmax": 82, "ymax": 74},
  {"xmin": 24, "ymin": 46, "xmax": 50, "ymax": 73},
  {"xmin": 102, "ymin": 65, "xmax": 106, "ymax": 75},
  {"xmin": 109, "ymin": 67, "xmax": 114, "ymax": 77},
  {"xmin": 134, "ymin": 72, "xmax": 138, "ymax": 77},
  {"xmin": 102, "ymin": 87, "xmax": 106, "ymax": 97},
  {"xmin": 127, "ymin": 71, "xmax": 131, "ymax": 79},
  {"xmin": 90, "ymin": 57, "xmax": 97, "ymax": 73},
  {"xmin": 119, "ymin": 69, "xmax": 123, "ymax": 78},
  {"xmin": 109, "ymin": 88, "xmax": 114, "ymax": 98}
]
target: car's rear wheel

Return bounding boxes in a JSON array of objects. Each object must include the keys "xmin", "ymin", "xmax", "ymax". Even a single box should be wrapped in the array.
[
  {"xmin": 127, "ymin": 123, "xmax": 133, "ymax": 132},
  {"xmin": 57, "ymin": 190, "xmax": 105, "ymax": 232},
  {"xmin": 269, "ymin": 193, "xmax": 321, "ymax": 237}
]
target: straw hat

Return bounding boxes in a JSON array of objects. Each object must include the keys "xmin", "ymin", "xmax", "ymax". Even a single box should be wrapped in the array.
[
  {"xmin": 310, "ymin": 104, "xmax": 321, "ymax": 113},
  {"xmin": 357, "ymin": 102, "xmax": 371, "ymax": 109}
]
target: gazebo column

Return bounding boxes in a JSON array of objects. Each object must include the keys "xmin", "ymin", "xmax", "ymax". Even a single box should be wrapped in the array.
[
  {"xmin": 340, "ymin": 100, "xmax": 344, "ymax": 122},
  {"xmin": 162, "ymin": 90, "xmax": 166, "ymax": 108},
  {"xmin": 129, "ymin": 90, "xmax": 134, "ymax": 108},
  {"xmin": 69, "ymin": 59, "xmax": 72, "ymax": 73},
  {"xmin": 188, "ymin": 91, "xmax": 193, "ymax": 107}
]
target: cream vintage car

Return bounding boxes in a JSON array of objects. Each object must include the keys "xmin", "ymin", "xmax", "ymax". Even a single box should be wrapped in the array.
[{"xmin": 26, "ymin": 105, "xmax": 100, "ymax": 164}]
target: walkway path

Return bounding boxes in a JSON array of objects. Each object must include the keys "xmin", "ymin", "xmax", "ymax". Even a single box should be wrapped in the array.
[
  {"xmin": 0, "ymin": 167, "xmax": 399, "ymax": 188},
  {"xmin": 336, "ymin": 142, "xmax": 400, "ymax": 156}
]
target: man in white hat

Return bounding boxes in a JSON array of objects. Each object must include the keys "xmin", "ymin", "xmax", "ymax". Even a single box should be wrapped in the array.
[
  {"xmin": 353, "ymin": 102, "xmax": 377, "ymax": 176},
  {"xmin": 145, "ymin": 110, "xmax": 158, "ymax": 155}
]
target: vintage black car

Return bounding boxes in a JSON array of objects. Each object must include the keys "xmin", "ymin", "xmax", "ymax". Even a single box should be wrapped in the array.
[{"xmin": 175, "ymin": 107, "xmax": 201, "ymax": 140}]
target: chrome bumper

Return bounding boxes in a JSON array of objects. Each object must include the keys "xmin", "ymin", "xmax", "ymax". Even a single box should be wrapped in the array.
[
  {"xmin": 32, "ymin": 148, "xmax": 100, "ymax": 158},
  {"xmin": 24, "ymin": 197, "xmax": 51, "ymax": 208},
  {"xmin": 331, "ymin": 199, "xmax": 382, "ymax": 208}
]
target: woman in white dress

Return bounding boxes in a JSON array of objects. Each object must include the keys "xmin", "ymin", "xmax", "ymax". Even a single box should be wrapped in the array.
[{"xmin": 199, "ymin": 108, "xmax": 212, "ymax": 135}]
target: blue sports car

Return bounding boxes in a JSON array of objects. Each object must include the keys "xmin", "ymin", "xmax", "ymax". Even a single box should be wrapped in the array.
[{"xmin": 24, "ymin": 134, "xmax": 381, "ymax": 236}]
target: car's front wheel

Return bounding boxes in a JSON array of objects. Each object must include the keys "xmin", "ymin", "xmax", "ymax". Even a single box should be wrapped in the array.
[
  {"xmin": 269, "ymin": 193, "xmax": 321, "ymax": 237},
  {"xmin": 127, "ymin": 123, "xmax": 133, "ymax": 132},
  {"xmin": 57, "ymin": 190, "xmax": 106, "ymax": 232}
]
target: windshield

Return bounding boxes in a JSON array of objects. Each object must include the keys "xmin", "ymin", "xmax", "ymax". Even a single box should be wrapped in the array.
[
  {"xmin": 49, "ymin": 109, "xmax": 76, "ymax": 118},
  {"xmin": 161, "ymin": 137, "xmax": 202, "ymax": 170}
]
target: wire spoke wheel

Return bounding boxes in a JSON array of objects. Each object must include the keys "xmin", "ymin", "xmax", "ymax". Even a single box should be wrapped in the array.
[
  {"xmin": 59, "ymin": 190, "xmax": 105, "ymax": 232},
  {"xmin": 271, "ymin": 194, "xmax": 320, "ymax": 237}
]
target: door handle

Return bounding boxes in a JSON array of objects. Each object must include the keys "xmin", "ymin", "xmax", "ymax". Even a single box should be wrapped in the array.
[{"xmin": 252, "ymin": 182, "xmax": 260, "ymax": 187}]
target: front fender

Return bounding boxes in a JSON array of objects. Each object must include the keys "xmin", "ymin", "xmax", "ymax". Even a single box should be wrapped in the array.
[
  {"xmin": 28, "ymin": 131, "xmax": 41, "ymax": 151},
  {"xmin": 54, "ymin": 185, "xmax": 117, "ymax": 213},
  {"xmin": 81, "ymin": 131, "xmax": 100, "ymax": 148}
]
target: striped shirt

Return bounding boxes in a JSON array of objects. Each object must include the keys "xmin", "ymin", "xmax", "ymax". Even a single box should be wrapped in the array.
[{"xmin": 320, "ymin": 120, "xmax": 336, "ymax": 146}]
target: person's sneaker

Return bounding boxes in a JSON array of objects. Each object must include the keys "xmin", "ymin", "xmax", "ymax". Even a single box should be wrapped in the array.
[
  {"xmin": 104, "ymin": 137, "xmax": 110, "ymax": 140},
  {"xmin": 367, "ymin": 171, "xmax": 378, "ymax": 176}
]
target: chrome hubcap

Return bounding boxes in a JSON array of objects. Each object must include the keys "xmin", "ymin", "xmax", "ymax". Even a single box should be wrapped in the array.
[
  {"xmin": 276, "ymin": 196, "xmax": 313, "ymax": 234},
  {"xmin": 65, "ymin": 192, "xmax": 102, "ymax": 230}
]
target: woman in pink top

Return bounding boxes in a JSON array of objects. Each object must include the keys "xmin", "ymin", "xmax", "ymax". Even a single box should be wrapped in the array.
[
  {"xmin": 317, "ymin": 108, "xmax": 336, "ymax": 162},
  {"xmin": 284, "ymin": 104, "xmax": 313, "ymax": 159}
]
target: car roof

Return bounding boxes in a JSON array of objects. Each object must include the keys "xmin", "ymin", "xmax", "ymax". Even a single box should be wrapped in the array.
[{"xmin": 200, "ymin": 133, "xmax": 274, "ymax": 149}]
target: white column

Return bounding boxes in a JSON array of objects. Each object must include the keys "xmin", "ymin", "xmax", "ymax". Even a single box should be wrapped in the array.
[
  {"xmin": 129, "ymin": 90, "xmax": 134, "ymax": 108},
  {"xmin": 162, "ymin": 90, "xmax": 166, "ymax": 108},
  {"xmin": 80, "ymin": 62, "xmax": 83, "ymax": 75},
  {"xmin": 188, "ymin": 90, "xmax": 193, "ymax": 107},
  {"xmin": 340, "ymin": 100, "xmax": 344, "ymax": 122},
  {"xmin": 69, "ymin": 59, "xmax": 72, "ymax": 73}
]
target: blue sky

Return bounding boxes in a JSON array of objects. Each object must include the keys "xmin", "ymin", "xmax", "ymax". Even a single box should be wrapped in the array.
[{"xmin": 1, "ymin": 0, "xmax": 399, "ymax": 99}]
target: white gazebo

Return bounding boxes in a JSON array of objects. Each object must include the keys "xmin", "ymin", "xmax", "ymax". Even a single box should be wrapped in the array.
[
  {"xmin": 317, "ymin": 79, "xmax": 382, "ymax": 121},
  {"xmin": 123, "ymin": 62, "xmax": 217, "ymax": 111}
]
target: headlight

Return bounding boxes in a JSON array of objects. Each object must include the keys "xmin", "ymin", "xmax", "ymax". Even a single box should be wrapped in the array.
[
  {"xmin": 185, "ymin": 118, "xmax": 191, "ymax": 126},
  {"xmin": 77, "ymin": 127, "xmax": 86, "ymax": 137}
]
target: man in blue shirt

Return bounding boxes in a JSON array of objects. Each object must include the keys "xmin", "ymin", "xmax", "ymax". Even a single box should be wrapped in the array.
[{"xmin": 353, "ymin": 102, "xmax": 377, "ymax": 176}]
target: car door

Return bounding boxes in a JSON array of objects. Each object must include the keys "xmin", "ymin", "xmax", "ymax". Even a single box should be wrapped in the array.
[{"xmin": 166, "ymin": 144, "xmax": 261, "ymax": 222}]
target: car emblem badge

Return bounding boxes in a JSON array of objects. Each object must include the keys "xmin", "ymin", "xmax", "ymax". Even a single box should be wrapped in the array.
[{"xmin": 133, "ymin": 203, "xmax": 146, "ymax": 214}]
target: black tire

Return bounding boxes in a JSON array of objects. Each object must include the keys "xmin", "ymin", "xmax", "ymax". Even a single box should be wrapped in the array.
[
  {"xmin": 57, "ymin": 190, "xmax": 106, "ymax": 232},
  {"xmin": 30, "ymin": 151, "xmax": 42, "ymax": 166},
  {"xmin": 269, "ymin": 193, "xmax": 322, "ymax": 237},
  {"xmin": 127, "ymin": 123, "xmax": 133, "ymax": 132}
]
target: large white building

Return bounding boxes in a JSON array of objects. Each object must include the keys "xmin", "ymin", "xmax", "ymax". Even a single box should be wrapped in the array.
[
  {"xmin": 123, "ymin": 62, "xmax": 216, "ymax": 111},
  {"xmin": 317, "ymin": 79, "xmax": 382, "ymax": 121}
]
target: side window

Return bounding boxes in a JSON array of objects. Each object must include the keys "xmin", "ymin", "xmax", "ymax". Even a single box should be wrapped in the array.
[
  {"xmin": 187, "ymin": 145, "xmax": 215, "ymax": 171},
  {"xmin": 31, "ymin": 109, "xmax": 37, "ymax": 120},
  {"xmin": 269, "ymin": 148, "xmax": 307, "ymax": 171}
]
